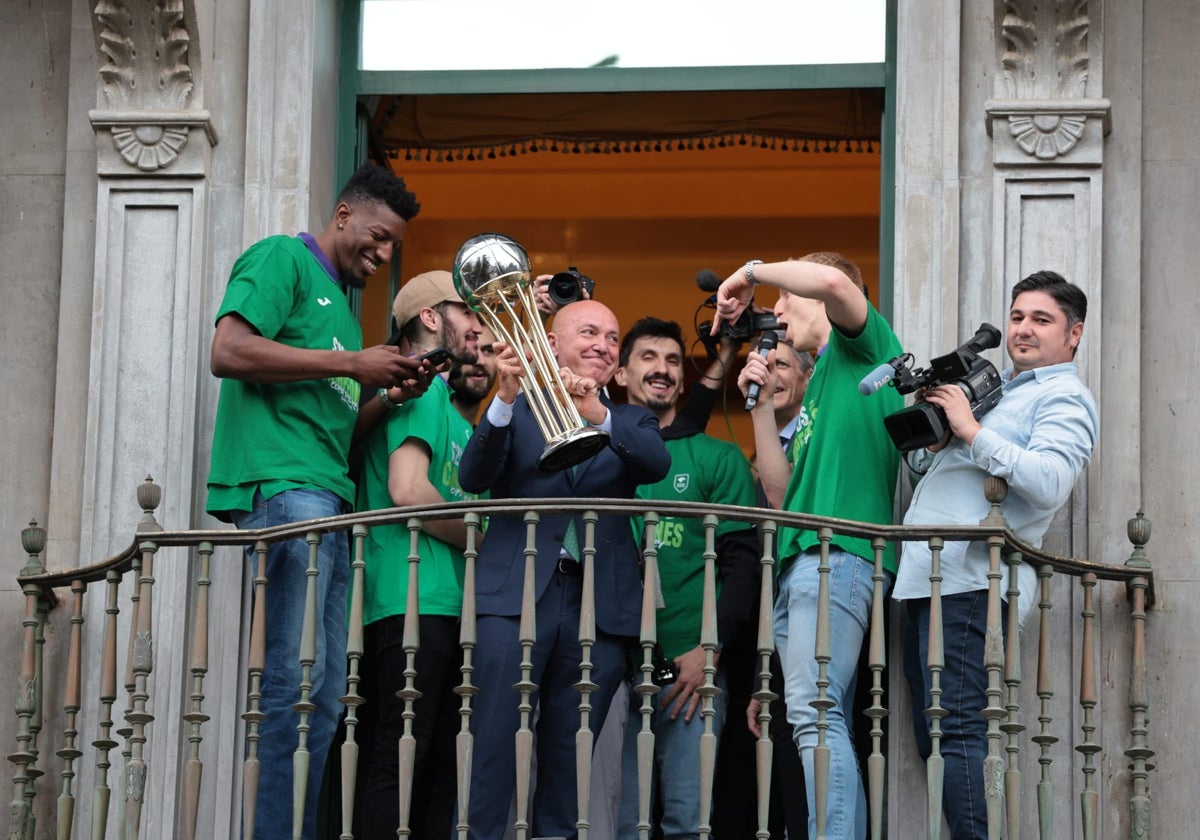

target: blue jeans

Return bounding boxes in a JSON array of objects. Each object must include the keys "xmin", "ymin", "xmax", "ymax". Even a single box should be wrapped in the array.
[
  {"xmin": 618, "ymin": 671, "xmax": 728, "ymax": 840},
  {"xmin": 903, "ymin": 592, "xmax": 1008, "ymax": 840},
  {"xmin": 775, "ymin": 548, "xmax": 886, "ymax": 840},
  {"xmin": 231, "ymin": 488, "xmax": 349, "ymax": 840}
]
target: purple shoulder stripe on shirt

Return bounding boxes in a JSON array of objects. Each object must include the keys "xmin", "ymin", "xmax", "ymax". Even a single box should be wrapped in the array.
[{"xmin": 297, "ymin": 232, "xmax": 341, "ymax": 285}]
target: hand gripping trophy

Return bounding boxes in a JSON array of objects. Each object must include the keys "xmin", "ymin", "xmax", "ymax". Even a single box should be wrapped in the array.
[{"xmin": 452, "ymin": 233, "xmax": 610, "ymax": 471}]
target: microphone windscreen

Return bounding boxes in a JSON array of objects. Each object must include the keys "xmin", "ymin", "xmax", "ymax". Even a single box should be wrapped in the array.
[
  {"xmin": 756, "ymin": 330, "xmax": 779, "ymax": 354},
  {"xmin": 696, "ymin": 269, "xmax": 722, "ymax": 293},
  {"xmin": 858, "ymin": 362, "xmax": 895, "ymax": 396}
]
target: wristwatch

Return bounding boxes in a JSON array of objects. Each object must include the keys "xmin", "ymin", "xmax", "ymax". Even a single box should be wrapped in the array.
[
  {"xmin": 745, "ymin": 259, "xmax": 764, "ymax": 286},
  {"xmin": 378, "ymin": 388, "xmax": 403, "ymax": 410}
]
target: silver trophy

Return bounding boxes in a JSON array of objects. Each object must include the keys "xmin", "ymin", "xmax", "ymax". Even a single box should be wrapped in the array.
[{"xmin": 452, "ymin": 233, "xmax": 610, "ymax": 472}]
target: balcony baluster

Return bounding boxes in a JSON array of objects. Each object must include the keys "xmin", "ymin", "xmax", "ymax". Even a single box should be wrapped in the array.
[
  {"xmin": 866, "ymin": 536, "xmax": 889, "ymax": 840},
  {"xmin": 1033, "ymin": 563, "xmax": 1057, "ymax": 839},
  {"xmin": 394, "ymin": 519, "xmax": 425, "ymax": 837},
  {"xmin": 90, "ymin": 569, "xmax": 121, "ymax": 840},
  {"xmin": 512, "ymin": 511, "xmax": 539, "ymax": 840},
  {"xmin": 9, "ymin": 519, "xmax": 47, "ymax": 840},
  {"xmin": 697, "ymin": 514, "xmax": 720, "ymax": 840},
  {"xmin": 1003, "ymin": 550, "xmax": 1025, "ymax": 840},
  {"xmin": 182, "ymin": 542, "xmax": 213, "ymax": 840},
  {"xmin": 751, "ymin": 520, "xmax": 778, "ymax": 840},
  {"xmin": 56, "ymin": 578, "xmax": 86, "ymax": 839},
  {"xmin": 812, "ymin": 525, "xmax": 835, "ymax": 840},
  {"xmin": 1124, "ymin": 511, "xmax": 1153, "ymax": 840},
  {"xmin": 240, "ymin": 540, "xmax": 270, "ymax": 837},
  {"xmin": 632, "ymin": 512, "xmax": 660, "ymax": 840},
  {"xmin": 453, "ymin": 513, "xmax": 482, "ymax": 840},
  {"xmin": 1077, "ymin": 571, "xmax": 1099, "ymax": 840},
  {"xmin": 981, "ymin": 478, "xmax": 1009, "ymax": 839},
  {"xmin": 924, "ymin": 536, "xmax": 946, "ymax": 840},
  {"xmin": 339, "ymin": 524, "xmax": 368, "ymax": 840}
]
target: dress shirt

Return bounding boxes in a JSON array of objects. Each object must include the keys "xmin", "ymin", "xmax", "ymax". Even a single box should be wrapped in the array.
[
  {"xmin": 778, "ymin": 412, "xmax": 800, "ymax": 451},
  {"xmin": 485, "ymin": 392, "xmax": 614, "ymax": 434},
  {"xmin": 893, "ymin": 362, "xmax": 1098, "ymax": 625}
]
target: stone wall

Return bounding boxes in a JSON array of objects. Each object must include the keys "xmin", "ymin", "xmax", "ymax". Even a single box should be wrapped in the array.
[{"xmin": 0, "ymin": 3, "xmax": 72, "ymax": 833}]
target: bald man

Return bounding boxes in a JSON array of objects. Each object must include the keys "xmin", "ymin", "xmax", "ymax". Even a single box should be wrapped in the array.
[{"xmin": 459, "ymin": 300, "xmax": 670, "ymax": 840}]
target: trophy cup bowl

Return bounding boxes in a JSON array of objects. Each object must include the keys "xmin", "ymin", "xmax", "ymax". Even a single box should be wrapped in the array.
[{"xmin": 452, "ymin": 233, "xmax": 610, "ymax": 472}]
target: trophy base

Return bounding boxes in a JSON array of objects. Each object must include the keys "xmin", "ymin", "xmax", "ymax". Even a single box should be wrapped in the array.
[{"xmin": 537, "ymin": 427, "xmax": 611, "ymax": 473}]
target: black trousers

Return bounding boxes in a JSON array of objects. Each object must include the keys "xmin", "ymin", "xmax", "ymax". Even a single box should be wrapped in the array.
[{"xmin": 358, "ymin": 613, "xmax": 462, "ymax": 840}]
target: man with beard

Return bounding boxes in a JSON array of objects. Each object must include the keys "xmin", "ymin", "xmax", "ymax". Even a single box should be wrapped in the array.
[
  {"xmin": 459, "ymin": 299, "xmax": 670, "ymax": 840},
  {"xmin": 448, "ymin": 324, "xmax": 498, "ymax": 424},
  {"xmin": 207, "ymin": 163, "xmax": 428, "ymax": 840},
  {"xmin": 354, "ymin": 269, "xmax": 483, "ymax": 840},
  {"xmin": 611, "ymin": 317, "xmax": 759, "ymax": 839}
]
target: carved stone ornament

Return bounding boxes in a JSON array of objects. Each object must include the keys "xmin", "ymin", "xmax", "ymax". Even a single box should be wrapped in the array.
[
  {"xmin": 999, "ymin": 0, "xmax": 1091, "ymax": 101},
  {"xmin": 133, "ymin": 630, "xmax": 154, "ymax": 670},
  {"xmin": 94, "ymin": 0, "xmax": 194, "ymax": 111},
  {"xmin": 91, "ymin": 2, "xmax": 215, "ymax": 175},
  {"xmin": 91, "ymin": 109, "xmax": 217, "ymax": 176},
  {"xmin": 1007, "ymin": 112, "xmax": 1087, "ymax": 160},
  {"xmin": 985, "ymin": 100, "xmax": 1109, "ymax": 166},
  {"xmin": 112, "ymin": 123, "xmax": 190, "ymax": 171}
]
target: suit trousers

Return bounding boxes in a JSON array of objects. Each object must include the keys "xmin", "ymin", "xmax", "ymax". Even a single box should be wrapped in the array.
[{"xmin": 466, "ymin": 567, "xmax": 629, "ymax": 840}]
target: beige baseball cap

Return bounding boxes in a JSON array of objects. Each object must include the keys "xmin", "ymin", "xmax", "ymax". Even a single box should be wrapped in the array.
[{"xmin": 391, "ymin": 270, "xmax": 464, "ymax": 328}]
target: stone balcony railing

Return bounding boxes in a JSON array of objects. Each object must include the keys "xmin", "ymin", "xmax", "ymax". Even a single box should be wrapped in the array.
[{"xmin": 8, "ymin": 477, "xmax": 1154, "ymax": 839}]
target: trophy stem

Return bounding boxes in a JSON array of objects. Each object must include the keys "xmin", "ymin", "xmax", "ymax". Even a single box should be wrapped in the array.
[{"xmin": 453, "ymin": 232, "xmax": 608, "ymax": 472}]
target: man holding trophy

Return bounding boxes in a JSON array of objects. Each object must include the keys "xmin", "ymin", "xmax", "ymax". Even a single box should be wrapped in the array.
[{"xmin": 455, "ymin": 234, "xmax": 670, "ymax": 839}]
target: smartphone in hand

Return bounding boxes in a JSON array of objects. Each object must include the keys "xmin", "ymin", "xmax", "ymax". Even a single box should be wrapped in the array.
[{"xmin": 417, "ymin": 347, "xmax": 452, "ymax": 369}]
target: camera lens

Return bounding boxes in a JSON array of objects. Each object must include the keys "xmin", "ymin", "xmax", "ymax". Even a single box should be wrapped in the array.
[{"xmin": 548, "ymin": 271, "xmax": 583, "ymax": 306}]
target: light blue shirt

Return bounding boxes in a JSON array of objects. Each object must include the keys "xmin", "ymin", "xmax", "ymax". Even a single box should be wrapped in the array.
[
  {"xmin": 892, "ymin": 362, "xmax": 1098, "ymax": 625},
  {"xmin": 778, "ymin": 412, "xmax": 800, "ymax": 451}
]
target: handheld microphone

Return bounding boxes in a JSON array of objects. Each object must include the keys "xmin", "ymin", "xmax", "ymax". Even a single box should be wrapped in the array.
[
  {"xmin": 744, "ymin": 331, "xmax": 779, "ymax": 410},
  {"xmin": 858, "ymin": 362, "xmax": 896, "ymax": 396}
]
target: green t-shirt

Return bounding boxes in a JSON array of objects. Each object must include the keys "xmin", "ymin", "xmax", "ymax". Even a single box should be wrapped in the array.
[
  {"xmin": 634, "ymin": 433, "xmax": 756, "ymax": 660},
  {"xmin": 207, "ymin": 235, "xmax": 363, "ymax": 520},
  {"xmin": 777, "ymin": 305, "xmax": 903, "ymax": 573},
  {"xmin": 356, "ymin": 376, "xmax": 478, "ymax": 622}
]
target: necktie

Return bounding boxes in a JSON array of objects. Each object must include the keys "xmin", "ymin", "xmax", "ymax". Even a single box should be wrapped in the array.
[
  {"xmin": 563, "ymin": 517, "xmax": 581, "ymax": 562},
  {"xmin": 563, "ymin": 463, "xmax": 581, "ymax": 560}
]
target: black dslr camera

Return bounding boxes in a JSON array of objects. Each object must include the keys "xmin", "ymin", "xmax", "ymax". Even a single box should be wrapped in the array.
[
  {"xmin": 547, "ymin": 266, "xmax": 596, "ymax": 306},
  {"xmin": 879, "ymin": 323, "xmax": 1004, "ymax": 452}
]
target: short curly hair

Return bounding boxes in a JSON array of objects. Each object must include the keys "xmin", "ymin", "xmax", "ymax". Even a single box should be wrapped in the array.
[{"xmin": 337, "ymin": 163, "xmax": 421, "ymax": 222}]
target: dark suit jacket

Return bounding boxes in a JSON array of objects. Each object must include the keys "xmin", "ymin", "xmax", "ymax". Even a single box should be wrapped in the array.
[{"xmin": 459, "ymin": 392, "xmax": 670, "ymax": 637}]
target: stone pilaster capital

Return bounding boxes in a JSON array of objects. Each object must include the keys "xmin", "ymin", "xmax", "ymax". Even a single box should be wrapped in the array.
[
  {"xmin": 88, "ymin": 109, "xmax": 217, "ymax": 176},
  {"xmin": 985, "ymin": 99, "xmax": 1111, "ymax": 166}
]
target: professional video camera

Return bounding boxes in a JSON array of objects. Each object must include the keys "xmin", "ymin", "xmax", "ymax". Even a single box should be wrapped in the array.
[
  {"xmin": 860, "ymin": 323, "xmax": 1004, "ymax": 452},
  {"xmin": 694, "ymin": 268, "xmax": 779, "ymax": 348},
  {"xmin": 547, "ymin": 266, "xmax": 596, "ymax": 306}
]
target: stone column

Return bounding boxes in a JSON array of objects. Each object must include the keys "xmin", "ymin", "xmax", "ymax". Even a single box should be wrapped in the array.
[
  {"xmin": 984, "ymin": 6, "xmax": 1111, "ymax": 839},
  {"xmin": 66, "ymin": 3, "xmax": 217, "ymax": 838},
  {"xmin": 891, "ymin": 2, "xmax": 1116, "ymax": 837}
]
